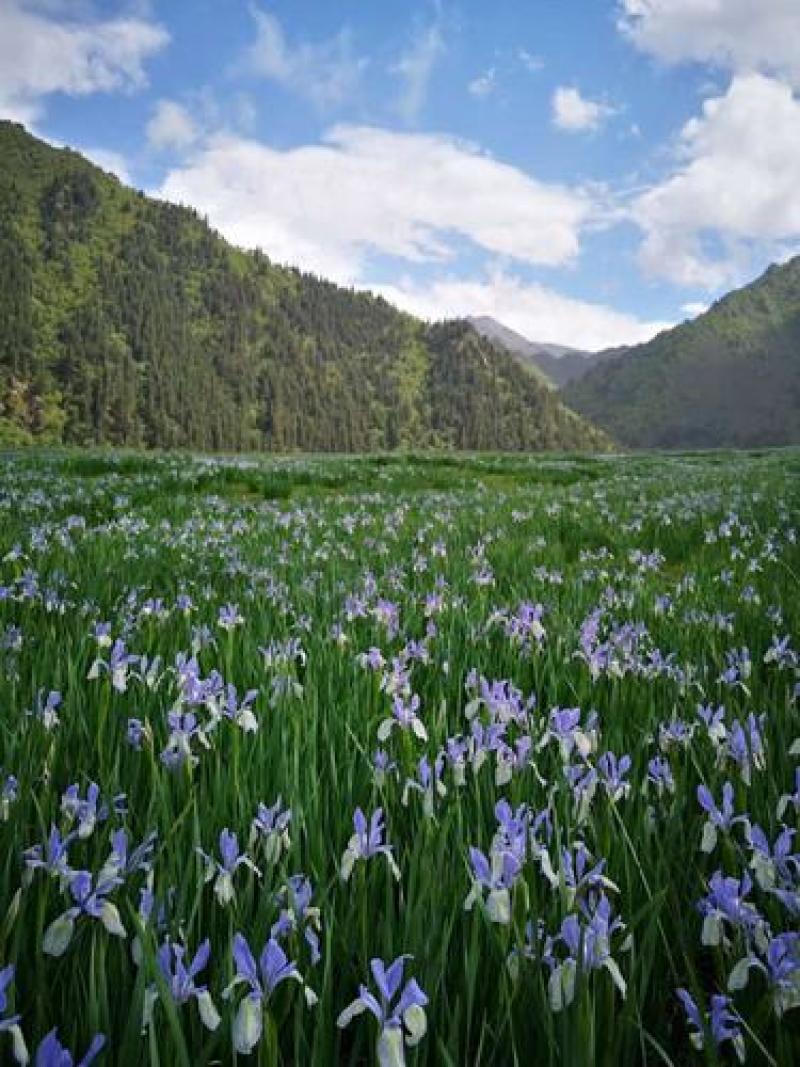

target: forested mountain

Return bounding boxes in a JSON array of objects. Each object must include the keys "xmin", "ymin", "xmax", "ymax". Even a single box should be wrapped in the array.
[
  {"xmin": 0, "ymin": 121, "xmax": 609, "ymax": 453},
  {"xmin": 468, "ymin": 316, "xmax": 601, "ymax": 388},
  {"xmin": 564, "ymin": 259, "xmax": 800, "ymax": 448}
]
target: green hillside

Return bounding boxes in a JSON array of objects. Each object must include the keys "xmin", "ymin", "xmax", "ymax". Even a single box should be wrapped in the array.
[
  {"xmin": 0, "ymin": 121, "xmax": 609, "ymax": 453},
  {"xmin": 563, "ymin": 258, "xmax": 800, "ymax": 448}
]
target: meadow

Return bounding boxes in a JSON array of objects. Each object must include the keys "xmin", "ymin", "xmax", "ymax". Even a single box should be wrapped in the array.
[{"xmin": 0, "ymin": 448, "xmax": 798, "ymax": 1066}]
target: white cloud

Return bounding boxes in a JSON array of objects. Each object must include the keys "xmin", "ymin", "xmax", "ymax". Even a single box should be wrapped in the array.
[
  {"xmin": 468, "ymin": 68, "xmax": 496, "ymax": 99},
  {"xmin": 518, "ymin": 49, "xmax": 544, "ymax": 73},
  {"xmin": 633, "ymin": 74, "xmax": 800, "ymax": 287},
  {"xmin": 681, "ymin": 301, "xmax": 709, "ymax": 318},
  {"xmin": 371, "ymin": 268, "xmax": 670, "ymax": 351},
  {"xmin": 243, "ymin": 8, "xmax": 367, "ymax": 110},
  {"xmin": 619, "ymin": 0, "xmax": 800, "ymax": 87},
  {"xmin": 552, "ymin": 87, "xmax": 615, "ymax": 132},
  {"xmin": 80, "ymin": 146, "xmax": 132, "ymax": 185},
  {"xmin": 0, "ymin": 0, "xmax": 168, "ymax": 122},
  {"xmin": 157, "ymin": 125, "xmax": 592, "ymax": 283},
  {"xmin": 146, "ymin": 99, "xmax": 197, "ymax": 151},
  {"xmin": 393, "ymin": 19, "xmax": 446, "ymax": 123}
]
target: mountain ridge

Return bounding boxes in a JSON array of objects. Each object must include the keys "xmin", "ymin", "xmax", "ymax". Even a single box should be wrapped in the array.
[
  {"xmin": 563, "ymin": 257, "xmax": 800, "ymax": 448},
  {"xmin": 0, "ymin": 121, "xmax": 610, "ymax": 453}
]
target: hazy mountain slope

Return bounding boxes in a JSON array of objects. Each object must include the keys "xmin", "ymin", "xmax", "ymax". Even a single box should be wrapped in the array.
[
  {"xmin": 563, "ymin": 259, "xmax": 800, "ymax": 448},
  {"xmin": 468, "ymin": 315, "xmax": 601, "ymax": 388},
  {"xmin": 0, "ymin": 121, "xmax": 609, "ymax": 453}
]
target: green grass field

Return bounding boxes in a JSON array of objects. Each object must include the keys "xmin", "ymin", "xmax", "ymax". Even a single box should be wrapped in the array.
[{"xmin": 0, "ymin": 449, "xmax": 798, "ymax": 1065}]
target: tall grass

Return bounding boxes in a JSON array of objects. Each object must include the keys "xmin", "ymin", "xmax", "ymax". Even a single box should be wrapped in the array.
[{"xmin": 0, "ymin": 449, "xmax": 797, "ymax": 1064}]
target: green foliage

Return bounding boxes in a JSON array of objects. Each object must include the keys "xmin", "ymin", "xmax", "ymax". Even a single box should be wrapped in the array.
[
  {"xmin": 0, "ymin": 121, "xmax": 608, "ymax": 454},
  {"xmin": 0, "ymin": 448, "xmax": 797, "ymax": 1065},
  {"xmin": 564, "ymin": 259, "xmax": 800, "ymax": 448}
]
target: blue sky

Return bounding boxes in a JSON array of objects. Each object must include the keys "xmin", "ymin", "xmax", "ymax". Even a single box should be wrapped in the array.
[{"xmin": 2, "ymin": 0, "xmax": 800, "ymax": 349}]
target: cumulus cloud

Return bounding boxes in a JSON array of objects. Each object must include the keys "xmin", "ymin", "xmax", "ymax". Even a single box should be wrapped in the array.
[
  {"xmin": 371, "ymin": 268, "xmax": 670, "ymax": 351},
  {"xmin": 243, "ymin": 7, "xmax": 367, "ymax": 110},
  {"xmin": 158, "ymin": 125, "xmax": 592, "ymax": 283},
  {"xmin": 618, "ymin": 0, "xmax": 800, "ymax": 87},
  {"xmin": 632, "ymin": 74, "xmax": 800, "ymax": 287},
  {"xmin": 393, "ymin": 19, "xmax": 446, "ymax": 122},
  {"xmin": 0, "ymin": 0, "xmax": 168, "ymax": 123},
  {"xmin": 146, "ymin": 99, "xmax": 197, "ymax": 151},
  {"xmin": 552, "ymin": 87, "xmax": 615, "ymax": 132}
]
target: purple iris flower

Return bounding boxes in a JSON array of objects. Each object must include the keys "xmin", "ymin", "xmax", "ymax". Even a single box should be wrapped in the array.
[
  {"xmin": 87, "ymin": 639, "xmax": 137, "ymax": 692},
  {"xmin": 218, "ymin": 603, "xmax": 243, "ymax": 630},
  {"xmin": 226, "ymin": 935, "xmax": 315, "ymax": 1054},
  {"xmin": 222, "ymin": 684, "xmax": 259, "ymax": 733},
  {"xmin": 158, "ymin": 939, "xmax": 211, "ymax": 1004},
  {"xmin": 761, "ymin": 934, "xmax": 800, "ymax": 1012},
  {"xmin": 676, "ymin": 990, "xmax": 745, "ymax": 1060},
  {"xmin": 403, "ymin": 756, "xmax": 445, "ymax": 815},
  {"xmin": 658, "ymin": 718, "xmax": 694, "ymax": 751},
  {"xmin": 24, "ymin": 826, "xmax": 74, "ymax": 885},
  {"xmin": 540, "ymin": 841, "xmax": 616, "ymax": 902},
  {"xmin": 197, "ymin": 829, "xmax": 260, "ymax": 906},
  {"xmin": 545, "ymin": 893, "xmax": 628, "ymax": 1011},
  {"xmin": 764, "ymin": 634, "xmax": 796, "ymax": 668},
  {"xmin": 372, "ymin": 749, "xmax": 397, "ymax": 787},
  {"xmin": 596, "ymin": 752, "xmax": 632, "ymax": 801},
  {"xmin": 378, "ymin": 693, "xmax": 427, "ymax": 743},
  {"xmin": 0, "ymin": 965, "xmax": 27, "ymax": 1063},
  {"xmin": 126, "ymin": 719, "xmax": 145, "ymax": 750},
  {"xmin": 729, "ymin": 932, "xmax": 800, "ymax": 1016},
  {"xmin": 151, "ymin": 939, "xmax": 220, "ymax": 1033},
  {"xmin": 359, "ymin": 647, "xmax": 385, "ymax": 672},
  {"xmin": 250, "ymin": 797, "xmax": 292, "ymax": 863},
  {"xmin": 698, "ymin": 871, "xmax": 762, "ymax": 946},
  {"xmin": 271, "ymin": 875, "xmax": 322, "ymax": 965},
  {"xmin": 160, "ymin": 711, "xmax": 206, "ymax": 770},
  {"xmin": 61, "ymin": 782, "xmax": 107, "ymax": 840},
  {"xmin": 31, "ymin": 689, "xmax": 62, "ymax": 730},
  {"xmin": 340, "ymin": 808, "xmax": 400, "ymax": 882},
  {"xmin": 646, "ymin": 756, "xmax": 675, "ymax": 794},
  {"xmin": 337, "ymin": 956, "xmax": 428, "ymax": 1064},
  {"xmin": 748, "ymin": 824, "xmax": 797, "ymax": 890},
  {"xmin": 465, "ymin": 841, "xmax": 522, "ymax": 924},
  {"xmin": 34, "ymin": 1029, "xmax": 106, "ymax": 1067},
  {"xmin": 42, "ymin": 870, "xmax": 125, "ymax": 957},
  {"xmin": 100, "ymin": 829, "xmax": 157, "ymax": 882},
  {"xmin": 696, "ymin": 703, "xmax": 727, "ymax": 742},
  {"xmin": 697, "ymin": 781, "xmax": 747, "ymax": 852}
]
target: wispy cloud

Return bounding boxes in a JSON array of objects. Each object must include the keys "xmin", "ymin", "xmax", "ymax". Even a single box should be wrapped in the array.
[
  {"xmin": 518, "ymin": 48, "xmax": 544, "ymax": 73},
  {"xmin": 393, "ymin": 14, "xmax": 446, "ymax": 123},
  {"xmin": 243, "ymin": 6, "xmax": 368, "ymax": 110},
  {"xmin": 468, "ymin": 68, "xmax": 496, "ymax": 99}
]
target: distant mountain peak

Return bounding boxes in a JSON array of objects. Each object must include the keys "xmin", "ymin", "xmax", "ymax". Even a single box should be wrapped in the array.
[{"xmin": 467, "ymin": 316, "xmax": 602, "ymax": 389}]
